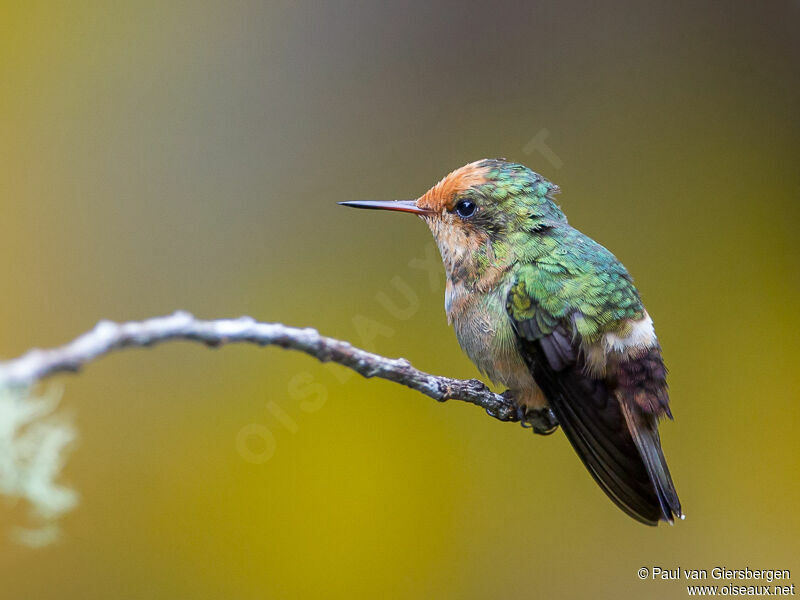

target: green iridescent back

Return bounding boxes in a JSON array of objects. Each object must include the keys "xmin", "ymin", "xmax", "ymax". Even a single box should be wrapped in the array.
[{"xmin": 467, "ymin": 160, "xmax": 645, "ymax": 342}]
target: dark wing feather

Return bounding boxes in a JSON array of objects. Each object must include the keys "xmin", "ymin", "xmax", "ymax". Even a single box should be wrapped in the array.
[
  {"xmin": 507, "ymin": 266, "xmax": 681, "ymax": 524},
  {"xmin": 517, "ymin": 325, "xmax": 673, "ymax": 525}
]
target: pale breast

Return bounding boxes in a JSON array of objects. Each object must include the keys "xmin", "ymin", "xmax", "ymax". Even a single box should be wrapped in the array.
[{"xmin": 445, "ymin": 279, "xmax": 538, "ymax": 396}]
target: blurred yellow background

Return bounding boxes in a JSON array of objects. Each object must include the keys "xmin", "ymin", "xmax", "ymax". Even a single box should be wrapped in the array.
[{"xmin": 1, "ymin": 1, "xmax": 798, "ymax": 598}]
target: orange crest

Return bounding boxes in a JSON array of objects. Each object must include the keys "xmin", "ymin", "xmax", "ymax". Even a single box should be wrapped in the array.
[{"xmin": 416, "ymin": 161, "xmax": 490, "ymax": 213}]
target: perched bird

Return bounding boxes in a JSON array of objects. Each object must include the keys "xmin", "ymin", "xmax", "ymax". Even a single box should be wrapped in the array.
[{"xmin": 340, "ymin": 159, "xmax": 681, "ymax": 525}]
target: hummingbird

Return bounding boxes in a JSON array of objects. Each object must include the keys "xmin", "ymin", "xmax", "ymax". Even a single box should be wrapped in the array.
[{"xmin": 340, "ymin": 159, "xmax": 682, "ymax": 525}]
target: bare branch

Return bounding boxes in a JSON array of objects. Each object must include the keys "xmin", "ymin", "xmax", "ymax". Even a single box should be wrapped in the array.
[{"xmin": 0, "ymin": 311, "xmax": 520, "ymax": 422}]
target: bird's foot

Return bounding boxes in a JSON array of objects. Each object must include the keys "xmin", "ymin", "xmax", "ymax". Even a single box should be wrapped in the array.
[
  {"xmin": 526, "ymin": 407, "xmax": 559, "ymax": 435},
  {"xmin": 503, "ymin": 390, "xmax": 559, "ymax": 435}
]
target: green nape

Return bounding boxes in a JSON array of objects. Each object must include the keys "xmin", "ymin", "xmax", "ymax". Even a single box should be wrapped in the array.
[{"xmin": 474, "ymin": 159, "xmax": 567, "ymax": 228}]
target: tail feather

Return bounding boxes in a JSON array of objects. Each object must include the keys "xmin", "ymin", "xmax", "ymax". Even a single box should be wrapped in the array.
[
  {"xmin": 620, "ymin": 401, "xmax": 682, "ymax": 523},
  {"xmin": 542, "ymin": 369, "xmax": 676, "ymax": 525},
  {"xmin": 526, "ymin": 338, "xmax": 681, "ymax": 525}
]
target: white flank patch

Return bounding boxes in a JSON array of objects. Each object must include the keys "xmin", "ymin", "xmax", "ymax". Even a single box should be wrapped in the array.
[{"xmin": 602, "ymin": 313, "xmax": 656, "ymax": 353}]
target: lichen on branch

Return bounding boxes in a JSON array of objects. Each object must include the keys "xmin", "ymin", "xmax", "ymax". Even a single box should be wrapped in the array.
[
  {"xmin": 0, "ymin": 311, "xmax": 520, "ymax": 421},
  {"xmin": 0, "ymin": 311, "xmax": 532, "ymax": 545}
]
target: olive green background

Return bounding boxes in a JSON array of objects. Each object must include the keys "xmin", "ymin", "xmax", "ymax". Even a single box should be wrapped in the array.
[{"xmin": 1, "ymin": 1, "xmax": 798, "ymax": 598}]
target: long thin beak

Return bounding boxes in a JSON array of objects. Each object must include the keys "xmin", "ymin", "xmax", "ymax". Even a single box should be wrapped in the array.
[{"xmin": 338, "ymin": 200, "xmax": 432, "ymax": 215}]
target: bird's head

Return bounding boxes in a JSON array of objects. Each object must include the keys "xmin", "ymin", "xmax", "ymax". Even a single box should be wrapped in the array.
[{"xmin": 340, "ymin": 159, "xmax": 565, "ymax": 284}]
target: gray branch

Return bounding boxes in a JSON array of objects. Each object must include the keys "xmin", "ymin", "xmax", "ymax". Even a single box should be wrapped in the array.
[{"xmin": 0, "ymin": 311, "xmax": 520, "ymax": 422}]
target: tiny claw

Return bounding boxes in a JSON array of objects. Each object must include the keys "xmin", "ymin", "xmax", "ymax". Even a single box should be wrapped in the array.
[
  {"xmin": 528, "ymin": 407, "xmax": 559, "ymax": 436},
  {"xmin": 517, "ymin": 404, "xmax": 533, "ymax": 428},
  {"xmin": 501, "ymin": 390, "xmax": 534, "ymax": 428}
]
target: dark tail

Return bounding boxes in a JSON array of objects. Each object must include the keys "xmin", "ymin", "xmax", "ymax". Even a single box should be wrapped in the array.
[
  {"xmin": 620, "ymin": 401, "xmax": 682, "ymax": 523},
  {"xmin": 532, "ymin": 352, "xmax": 682, "ymax": 525}
]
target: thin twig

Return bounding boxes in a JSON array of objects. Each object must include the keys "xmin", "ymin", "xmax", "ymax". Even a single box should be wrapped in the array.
[{"xmin": 0, "ymin": 311, "xmax": 519, "ymax": 422}]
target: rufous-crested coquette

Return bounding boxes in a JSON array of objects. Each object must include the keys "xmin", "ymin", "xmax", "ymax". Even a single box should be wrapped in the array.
[{"xmin": 340, "ymin": 159, "xmax": 682, "ymax": 525}]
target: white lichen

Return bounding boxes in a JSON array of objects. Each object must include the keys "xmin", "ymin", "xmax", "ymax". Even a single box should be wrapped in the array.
[{"xmin": 0, "ymin": 386, "xmax": 78, "ymax": 546}]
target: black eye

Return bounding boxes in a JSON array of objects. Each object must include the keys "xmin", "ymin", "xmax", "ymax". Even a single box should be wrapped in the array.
[{"xmin": 455, "ymin": 199, "xmax": 476, "ymax": 219}]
